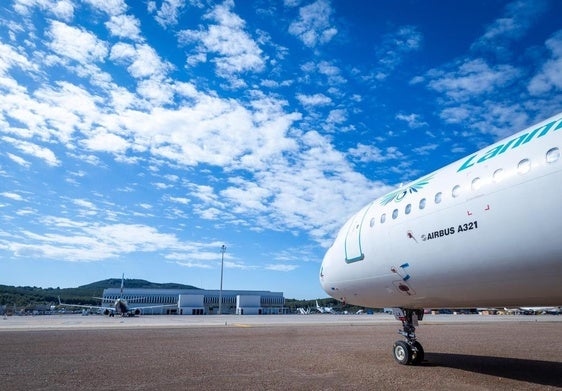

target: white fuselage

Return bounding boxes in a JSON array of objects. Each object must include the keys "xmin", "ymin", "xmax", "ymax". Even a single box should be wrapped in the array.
[{"xmin": 320, "ymin": 113, "xmax": 562, "ymax": 309}]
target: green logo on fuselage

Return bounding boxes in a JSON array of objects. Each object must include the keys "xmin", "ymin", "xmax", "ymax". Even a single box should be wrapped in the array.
[
  {"xmin": 380, "ymin": 174, "xmax": 434, "ymax": 206},
  {"xmin": 457, "ymin": 117, "xmax": 562, "ymax": 172}
]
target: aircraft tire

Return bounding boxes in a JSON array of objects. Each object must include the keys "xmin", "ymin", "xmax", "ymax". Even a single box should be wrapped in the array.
[{"xmin": 392, "ymin": 340, "xmax": 412, "ymax": 365}]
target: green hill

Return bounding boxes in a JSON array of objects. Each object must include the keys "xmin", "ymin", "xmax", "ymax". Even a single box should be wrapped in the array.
[{"xmin": 78, "ymin": 278, "xmax": 200, "ymax": 290}]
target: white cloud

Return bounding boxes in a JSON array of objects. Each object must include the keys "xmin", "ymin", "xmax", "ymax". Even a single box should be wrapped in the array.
[
  {"xmin": 189, "ymin": 184, "xmax": 219, "ymax": 204},
  {"xmin": 105, "ymin": 14, "xmax": 142, "ymax": 41},
  {"xmin": 110, "ymin": 93, "xmax": 300, "ymax": 171},
  {"xmin": 348, "ymin": 144, "xmax": 404, "ymax": 164},
  {"xmin": 174, "ymin": 261, "xmax": 214, "ymax": 269},
  {"xmin": 439, "ymin": 102, "xmax": 531, "ymax": 139},
  {"xmin": 296, "ymin": 93, "xmax": 332, "ymax": 108},
  {"xmin": 266, "ymin": 264, "xmax": 298, "ymax": 272},
  {"xmin": 3, "ymin": 219, "xmax": 185, "ymax": 261},
  {"xmin": 2, "ymin": 137, "xmax": 60, "ymax": 166},
  {"xmin": 221, "ymin": 180, "xmax": 270, "ymax": 214},
  {"xmin": 47, "ymin": 21, "xmax": 108, "ymax": 64},
  {"xmin": 412, "ymin": 144, "xmax": 439, "ymax": 156},
  {"xmin": 373, "ymin": 25, "xmax": 422, "ymax": 81},
  {"xmin": 83, "ymin": 130, "xmax": 129, "ymax": 153},
  {"xmin": 196, "ymin": 207, "xmax": 223, "ymax": 221},
  {"xmin": 317, "ymin": 61, "xmax": 346, "ymax": 84},
  {"xmin": 168, "ymin": 196, "xmax": 190, "ymax": 205},
  {"xmin": 288, "ymin": 0, "xmax": 337, "ymax": 48},
  {"xmin": 13, "ymin": 0, "xmax": 75, "ymax": 21},
  {"xmin": 152, "ymin": 0, "xmax": 187, "ymax": 28},
  {"xmin": 137, "ymin": 78, "xmax": 174, "ymax": 105},
  {"xmin": 29, "ymin": 81, "xmax": 102, "ymax": 143},
  {"xmin": 224, "ymin": 260, "xmax": 257, "ymax": 270},
  {"xmin": 1, "ymin": 192, "xmax": 24, "ymax": 201},
  {"xmin": 0, "ymin": 4, "xmax": 384, "ymax": 252},
  {"xmin": 166, "ymin": 241, "xmax": 231, "ymax": 265},
  {"xmin": 245, "ymin": 131, "xmax": 391, "ymax": 243},
  {"xmin": 528, "ymin": 31, "xmax": 562, "ymax": 95},
  {"xmin": 426, "ymin": 59, "xmax": 521, "ymax": 102},
  {"xmin": 326, "ymin": 109, "xmax": 347, "ymax": 125},
  {"xmin": 84, "ymin": 0, "xmax": 127, "ymax": 16},
  {"xmin": 7, "ymin": 153, "xmax": 30, "ymax": 168},
  {"xmin": 73, "ymin": 199, "xmax": 96, "ymax": 209},
  {"xmin": 396, "ymin": 113, "xmax": 427, "ymax": 129},
  {"xmin": 0, "ymin": 42, "xmax": 37, "ymax": 75},
  {"xmin": 178, "ymin": 1, "xmax": 265, "ymax": 78},
  {"xmin": 110, "ymin": 42, "xmax": 171, "ymax": 80},
  {"xmin": 472, "ymin": 0, "xmax": 547, "ymax": 55}
]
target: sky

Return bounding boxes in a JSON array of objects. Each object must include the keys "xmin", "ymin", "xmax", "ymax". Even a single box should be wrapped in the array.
[{"xmin": 1, "ymin": 0, "xmax": 561, "ymax": 299}]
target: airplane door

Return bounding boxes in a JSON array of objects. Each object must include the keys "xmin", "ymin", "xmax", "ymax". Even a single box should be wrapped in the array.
[{"xmin": 344, "ymin": 203, "xmax": 373, "ymax": 263}]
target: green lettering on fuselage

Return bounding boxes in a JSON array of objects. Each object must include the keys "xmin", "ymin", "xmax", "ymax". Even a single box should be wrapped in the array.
[
  {"xmin": 457, "ymin": 118, "xmax": 561, "ymax": 172},
  {"xmin": 477, "ymin": 145, "xmax": 503, "ymax": 164}
]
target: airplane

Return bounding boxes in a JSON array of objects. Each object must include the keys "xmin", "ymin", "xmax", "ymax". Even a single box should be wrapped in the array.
[
  {"xmin": 519, "ymin": 306, "xmax": 561, "ymax": 315},
  {"xmin": 319, "ymin": 111, "xmax": 562, "ymax": 365},
  {"xmin": 315, "ymin": 300, "xmax": 335, "ymax": 314},
  {"xmin": 58, "ymin": 274, "xmax": 176, "ymax": 317},
  {"xmin": 296, "ymin": 307, "xmax": 311, "ymax": 315}
]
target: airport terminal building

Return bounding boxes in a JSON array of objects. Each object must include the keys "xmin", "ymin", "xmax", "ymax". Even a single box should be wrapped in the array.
[{"xmin": 101, "ymin": 288, "xmax": 287, "ymax": 315}]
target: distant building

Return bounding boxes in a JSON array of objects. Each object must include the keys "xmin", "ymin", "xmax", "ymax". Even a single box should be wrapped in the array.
[{"xmin": 101, "ymin": 288, "xmax": 287, "ymax": 315}]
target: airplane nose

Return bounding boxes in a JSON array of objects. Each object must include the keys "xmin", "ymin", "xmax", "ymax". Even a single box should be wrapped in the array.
[{"xmin": 319, "ymin": 247, "xmax": 335, "ymax": 297}]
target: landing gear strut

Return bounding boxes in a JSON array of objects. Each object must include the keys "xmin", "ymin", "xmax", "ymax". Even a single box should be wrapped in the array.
[{"xmin": 392, "ymin": 308, "xmax": 424, "ymax": 365}]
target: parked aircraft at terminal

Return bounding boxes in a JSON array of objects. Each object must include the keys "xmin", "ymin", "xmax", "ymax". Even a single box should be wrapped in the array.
[
  {"xmin": 59, "ymin": 274, "xmax": 175, "ymax": 317},
  {"xmin": 314, "ymin": 300, "xmax": 335, "ymax": 314},
  {"xmin": 320, "ymin": 112, "xmax": 562, "ymax": 365}
]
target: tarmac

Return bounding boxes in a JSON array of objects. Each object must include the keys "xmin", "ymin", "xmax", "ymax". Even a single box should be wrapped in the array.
[{"xmin": 1, "ymin": 314, "xmax": 561, "ymax": 390}]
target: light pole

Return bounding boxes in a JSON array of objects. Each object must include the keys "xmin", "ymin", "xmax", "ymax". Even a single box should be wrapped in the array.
[{"xmin": 218, "ymin": 244, "xmax": 226, "ymax": 315}]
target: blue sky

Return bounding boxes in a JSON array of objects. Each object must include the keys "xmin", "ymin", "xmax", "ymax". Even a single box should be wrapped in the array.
[{"xmin": 1, "ymin": 0, "xmax": 561, "ymax": 299}]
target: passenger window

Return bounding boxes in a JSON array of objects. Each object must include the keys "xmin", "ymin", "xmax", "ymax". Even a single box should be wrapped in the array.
[
  {"xmin": 392, "ymin": 209, "xmax": 398, "ymax": 219},
  {"xmin": 546, "ymin": 147, "xmax": 560, "ymax": 163},
  {"xmin": 517, "ymin": 159, "xmax": 531, "ymax": 174},
  {"xmin": 493, "ymin": 168, "xmax": 504, "ymax": 182},
  {"xmin": 405, "ymin": 204, "xmax": 411, "ymax": 215},
  {"xmin": 419, "ymin": 198, "xmax": 426, "ymax": 210},
  {"xmin": 434, "ymin": 192, "xmax": 442, "ymax": 204},
  {"xmin": 370, "ymin": 217, "xmax": 375, "ymax": 228},
  {"xmin": 380, "ymin": 213, "xmax": 386, "ymax": 224},
  {"xmin": 452, "ymin": 185, "xmax": 461, "ymax": 198},
  {"xmin": 471, "ymin": 177, "xmax": 481, "ymax": 191}
]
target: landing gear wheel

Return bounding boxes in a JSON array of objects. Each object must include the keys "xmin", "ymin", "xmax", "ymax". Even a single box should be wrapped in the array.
[
  {"xmin": 392, "ymin": 340, "xmax": 412, "ymax": 365},
  {"xmin": 411, "ymin": 341, "xmax": 424, "ymax": 364},
  {"xmin": 391, "ymin": 308, "xmax": 425, "ymax": 365}
]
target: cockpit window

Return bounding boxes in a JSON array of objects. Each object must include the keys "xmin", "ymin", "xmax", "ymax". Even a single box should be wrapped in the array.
[
  {"xmin": 380, "ymin": 213, "xmax": 386, "ymax": 224},
  {"xmin": 435, "ymin": 192, "xmax": 442, "ymax": 204}
]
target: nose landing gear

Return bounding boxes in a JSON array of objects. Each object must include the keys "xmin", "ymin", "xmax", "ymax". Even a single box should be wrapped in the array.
[{"xmin": 392, "ymin": 308, "xmax": 425, "ymax": 365}]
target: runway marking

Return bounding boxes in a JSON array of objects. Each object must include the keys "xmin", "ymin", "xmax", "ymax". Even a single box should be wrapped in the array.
[{"xmin": 231, "ymin": 323, "xmax": 252, "ymax": 328}]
